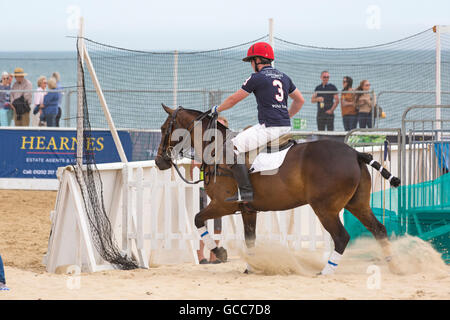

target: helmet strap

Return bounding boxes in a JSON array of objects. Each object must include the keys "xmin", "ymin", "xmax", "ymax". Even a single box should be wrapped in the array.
[{"xmin": 253, "ymin": 58, "xmax": 263, "ymax": 72}]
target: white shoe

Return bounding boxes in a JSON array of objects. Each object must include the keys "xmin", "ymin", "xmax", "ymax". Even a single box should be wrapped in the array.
[{"xmin": 0, "ymin": 283, "xmax": 10, "ymax": 291}]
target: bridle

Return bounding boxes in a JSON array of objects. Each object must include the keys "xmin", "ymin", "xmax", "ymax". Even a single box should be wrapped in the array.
[{"xmin": 159, "ymin": 105, "xmax": 214, "ymax": 184}]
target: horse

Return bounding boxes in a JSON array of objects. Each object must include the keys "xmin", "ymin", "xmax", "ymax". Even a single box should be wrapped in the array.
[{"xmin": 155, "ymin": 104, "xmax": 402, "ymax": 275}]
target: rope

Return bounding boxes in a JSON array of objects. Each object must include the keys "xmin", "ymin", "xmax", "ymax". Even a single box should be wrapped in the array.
[
  {"xmin": 274, "ymin": 27, "xmax": 432, "ymax": 50},
  {"xmin": 69, "ymin": 35, "xmax": 269, "ymax": 55}
]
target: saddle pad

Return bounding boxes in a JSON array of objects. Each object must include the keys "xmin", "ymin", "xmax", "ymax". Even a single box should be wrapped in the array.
[{"xmin": 249, "ymin": 145, "xmax": 293, "ymax": 174}]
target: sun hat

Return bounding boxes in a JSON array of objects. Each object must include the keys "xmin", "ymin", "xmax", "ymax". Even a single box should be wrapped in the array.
[{"xmin": 12, "ymin": 67, "xmax": 28, "ymax": 76}]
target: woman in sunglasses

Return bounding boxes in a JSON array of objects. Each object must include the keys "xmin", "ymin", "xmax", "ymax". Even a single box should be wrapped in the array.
[
  {"xmin": 340, "ymin": 76, "xmax": 357, "ymax": 131},
  {"xmin": 355, "ymin": 80, "xmax": 376, "ymax": 128}
]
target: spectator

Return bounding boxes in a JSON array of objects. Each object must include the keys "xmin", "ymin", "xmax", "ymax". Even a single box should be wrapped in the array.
[
  {"xmin": 340, "ymin": 76, "xmax": 357, "ymax": 131},
  {"xmin": 0, "ymin": 254, "xmax": 8, "ymax": 291},
  {"xmin": 194, "ymin": 116, "xmax": 228, "ymax": 264},
  {"xmin": 7, "ymin": 73, "xmax": 13, "ymax": 86},
  {"xmin": 0, "ymin": 72, "xmax": 13, "ymax": 126},
  {"xmin": 52, "ymin": 72, "xmax": 62, "ymax": 127},
  {"xmin": 311, "ymin": 71, "xmax": 339, "ymax": 131},
  {"xmin": 32, "ymin": 76, "xmax": 47, "ymax": 127},
  {"xmin": 355, "ymin": 80, "xmax": 376, "ymax": 128},
  {"xmin": 10, "ymin": 67, "xmax": 33, "ymax": 126},
  {"xmin": 41, "ymin": 77, "xmax": 60, "ymax": 127}
]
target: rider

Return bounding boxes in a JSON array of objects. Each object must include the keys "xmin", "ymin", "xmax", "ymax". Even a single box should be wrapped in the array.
[{"xmin": 212, "ymin": 42, "xmax": 305, "ymax": 203}]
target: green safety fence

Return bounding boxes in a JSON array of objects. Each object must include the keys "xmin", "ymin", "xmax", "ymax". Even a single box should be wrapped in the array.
[{"xmin": 344, "ymin": 172, "xmax": 450, "ymax": 264}]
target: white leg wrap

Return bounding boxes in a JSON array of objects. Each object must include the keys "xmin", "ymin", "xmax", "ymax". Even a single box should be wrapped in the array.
[
  {"xmin": 320, "ymin": 251, "xmax": 342, "ymax": 275},
  {"xmin": 198, "ymin": 226, "xmax": 217, "ymax": 251}
]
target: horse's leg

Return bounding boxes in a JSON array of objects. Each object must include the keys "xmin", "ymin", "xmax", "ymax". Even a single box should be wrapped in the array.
[
  {"xmin": 240, "ymin": 208, "xmax": 257, "ymax": 273},
  {"xmin": 310, "ymin": 202, "xmax": 350, "ymax": 275},
  {"xmin": 194, "ymin": 203, "xmax": 229, "ymax": 262},
  {"xmin": 344, "ymin": 165, "xmax": 403, "ymax": 274}
]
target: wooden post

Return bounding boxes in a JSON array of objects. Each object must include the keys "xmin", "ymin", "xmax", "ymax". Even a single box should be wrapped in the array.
[
  {"xmin": 435, "ymin": 25, "xmax": 441, "ymax": 134},
  {"xmin": 173, "ymin": 50, "xmax": 178, "ymax": 107},
  {"xmin": 76, "ymin": 17, "xmax": 85, "ymax": 167},
  {"xmin": 82, "ymin": 45, "xmax": 129, "ymax": 163},
  {"xmin": 268, "ymin": 18, "xmax": 274, "ymax": 68}
]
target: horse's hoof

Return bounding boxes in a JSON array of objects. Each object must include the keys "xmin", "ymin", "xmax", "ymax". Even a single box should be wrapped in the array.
[
  {"xmin": 212, "ymin": 247, "xmax": 227, "ymax": 262},
  {"xmin": 243, "ymin": 268, "xmax": 254, "ymax": 274}
]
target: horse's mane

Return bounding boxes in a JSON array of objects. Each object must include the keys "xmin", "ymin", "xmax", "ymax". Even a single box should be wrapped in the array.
[{"xmin": 181, "ymin": 107, "xmax": 229, "ymax": 131}]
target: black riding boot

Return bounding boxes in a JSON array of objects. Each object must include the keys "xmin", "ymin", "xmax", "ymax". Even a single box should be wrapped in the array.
[{"xmin": 225, "ymin": 163, "xmax": 254, "ymax": 202}]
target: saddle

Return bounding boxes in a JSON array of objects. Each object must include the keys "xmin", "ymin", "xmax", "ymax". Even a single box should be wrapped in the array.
[
  {"xmin": 225, "ymin": 132, "xmax": 295, "ymax": 154},
  {"xmin": 260, "ymin": 133, "xmax": 295, "ymax": 154},
  {"xmin": 203, "ymin": 132, "xmax": 297, "ymax": 183}
]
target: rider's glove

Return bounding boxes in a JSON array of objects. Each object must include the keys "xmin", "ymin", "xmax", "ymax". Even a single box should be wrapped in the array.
[{"xmin": 211, "ymin": 105, "xmax": 220, "ymax": 115}]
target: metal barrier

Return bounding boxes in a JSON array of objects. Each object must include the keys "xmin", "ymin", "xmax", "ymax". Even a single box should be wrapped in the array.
[
  {"xmin": 398, "ymin": 105, "xmax": 450, "ymax": 245},
  {"xmin": 5, "ymin": 88, "xmax": 448, "ymax": 131},
  {"xmin": 0, "ymin": 88, "xmax": 73, "ymax": 127},
  {"xmin": 375, "ymin": 91, "xmax": 450, "ymax": 129},
  {"xmin": 401, "ymin": 105, "xmax": 450, "ymax": 185}
]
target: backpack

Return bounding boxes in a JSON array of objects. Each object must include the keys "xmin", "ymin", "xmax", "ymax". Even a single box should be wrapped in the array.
[{"xmin": 12, "ymin": 95, "xmax": 31, "ymax": 120}]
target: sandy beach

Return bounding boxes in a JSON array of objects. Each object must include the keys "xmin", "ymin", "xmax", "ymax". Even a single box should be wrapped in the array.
[{"xmin": 1, "ymin": 189, "xmax": 449, "ymax": 300}]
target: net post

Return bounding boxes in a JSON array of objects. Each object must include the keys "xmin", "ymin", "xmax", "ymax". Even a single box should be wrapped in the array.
[
  {"xmin": 173, "ymin": 50, "xmax": 178, "ymax": 107},
  {"xmin": 269, "ymin": 18, "xmax": 274, "ymax": 67},
  {"xmin": 82, "ymin": 45, "xmax": 129, "ymax": 163},
  {"xmin": 435, "ymin": 25, "xmax": 441, "ymax": 135},
  {"xmin": 76, "ymin": 17, "xmax": 85, "ymax": 167}
]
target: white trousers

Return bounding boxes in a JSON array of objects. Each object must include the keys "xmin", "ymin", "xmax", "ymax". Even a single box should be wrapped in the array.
[{"xmin": 231, "ymin": 123, "xmax": 291, "ymax": 153}]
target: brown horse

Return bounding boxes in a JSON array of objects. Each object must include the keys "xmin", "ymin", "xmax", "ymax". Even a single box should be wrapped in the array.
[{"xmin": 155, "ymin": 105, "xmax": 402, "ymax": 275}]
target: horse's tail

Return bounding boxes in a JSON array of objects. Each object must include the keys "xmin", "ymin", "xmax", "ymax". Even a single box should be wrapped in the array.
[{"xmin": 357, "ymin": 152, "xmax": 401, "ymax": 188}]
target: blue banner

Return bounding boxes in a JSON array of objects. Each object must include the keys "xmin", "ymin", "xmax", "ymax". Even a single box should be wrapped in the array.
[
  {"xmin": 435, "ymin": 142, "xmax": 450, "ymax": 172},
  {"xmin": 0, "ymin": 129, "xmax": 132, "ymax": 179}
]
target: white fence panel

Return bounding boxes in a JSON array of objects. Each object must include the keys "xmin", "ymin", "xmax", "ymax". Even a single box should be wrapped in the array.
[{"xmin": 45, "ymin": 159, "xmax": 332, "ymax": 273}]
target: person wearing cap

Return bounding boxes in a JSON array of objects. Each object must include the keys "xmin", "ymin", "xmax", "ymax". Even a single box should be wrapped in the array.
[
  {"xmin": 0, "ymin": 72, "xmax": 13, "ymax": 126},
  {"xmin": 211, "ymin": 42, "xmax": 305, "ymax": 203},
  {"xmin": 10, "ymin": 67, "xmax": 32, "ymax": 126}
]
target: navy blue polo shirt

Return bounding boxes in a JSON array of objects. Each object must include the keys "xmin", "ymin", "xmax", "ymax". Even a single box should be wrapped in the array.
[
  {"xmin": 314, "ymin": 83, "xmax": 338, "ymax": 113},
  {"xmin": 241, "ymin": 66, "xmax": 296, "ymax": 127}
]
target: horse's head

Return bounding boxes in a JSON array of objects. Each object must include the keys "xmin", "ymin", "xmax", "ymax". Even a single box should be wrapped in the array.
[{"xmin": 155, "ymin": 104, "xmax": 199, "ymax": 170}]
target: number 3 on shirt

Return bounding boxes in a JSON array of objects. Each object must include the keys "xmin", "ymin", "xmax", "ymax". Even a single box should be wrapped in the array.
[{"xmin": 273, "ymin": 80, "xmax": 284, "ymax": 102}]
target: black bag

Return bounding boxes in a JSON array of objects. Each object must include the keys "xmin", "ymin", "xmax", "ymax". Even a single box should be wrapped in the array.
[{"xmin": 12, "ymin": 95, "xmax": 31, "ymax": 120}]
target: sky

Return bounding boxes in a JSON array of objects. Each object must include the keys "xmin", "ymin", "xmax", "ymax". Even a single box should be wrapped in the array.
[{"xmin": 1, "ymin": 0, "xmax": 450, "ymax": 51}]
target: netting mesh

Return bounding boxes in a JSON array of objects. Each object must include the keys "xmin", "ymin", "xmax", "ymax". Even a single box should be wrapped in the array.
[
  {"xmin": 275, "ymin": 28, "xmax": 450, "ymax": 129},
  {"xmin": 73, "ymin": 38, "xmax": 138, "ymax": 270},
  {"xmin": 81, "ymin": 36, "xmax": 269, "ymax": 131},
  {"xmin": 78, "ymin": 28, "xmax": 450, "ymax": 134}
]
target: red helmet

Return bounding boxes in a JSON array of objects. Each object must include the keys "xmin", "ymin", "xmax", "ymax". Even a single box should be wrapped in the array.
[{"xmin": 243, "ymin": 42, "xmax": 274, "ymax": 62}]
